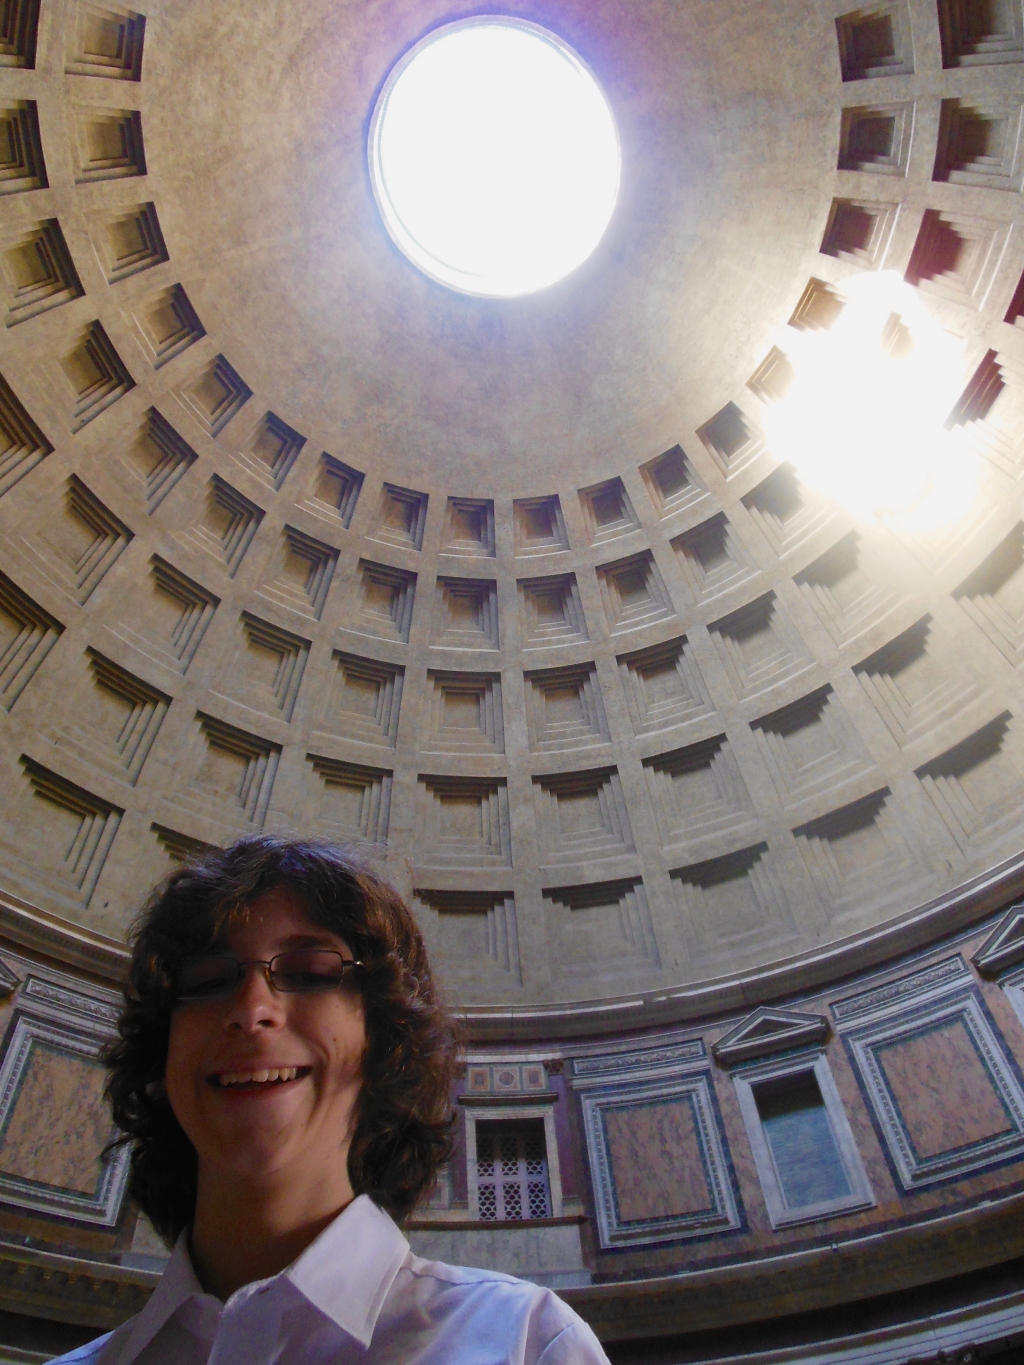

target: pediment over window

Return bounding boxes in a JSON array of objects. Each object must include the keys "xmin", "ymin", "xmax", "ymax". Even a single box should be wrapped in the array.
[
  {"xmin": 972, "ymin": 903, "xmax": 1024, "ymax": 978},
  {"xmin": 711, "ymin": 1006, "xmax": 829, "ymax": 1065},
  {"xmin": 0, "ymin": 958, "xmax": 20, "ymax": 997}
]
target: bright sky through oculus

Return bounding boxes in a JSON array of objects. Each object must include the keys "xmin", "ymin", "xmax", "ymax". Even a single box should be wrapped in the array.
[
  {"xmin": 369, "ymin": 19, "xmax": 621, "ymax": 298},
  {"xmin": 764, "ymin": 272, "xmax": 978, "ymax": 532}
]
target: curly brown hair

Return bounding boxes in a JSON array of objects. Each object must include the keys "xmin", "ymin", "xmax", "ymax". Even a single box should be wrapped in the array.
[{"xmin": 105, "ymin": 835, "xmax": 459, "ymax": 1242}]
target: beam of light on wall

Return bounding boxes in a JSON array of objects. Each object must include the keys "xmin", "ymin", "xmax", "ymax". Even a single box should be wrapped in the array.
[
  {"xmin": 764, "ymin": 272, "xmax": 978, "ymax": 532},
  {"xmin": 369, "ymin": 18, "xmax": 621, "ymax": 298}
]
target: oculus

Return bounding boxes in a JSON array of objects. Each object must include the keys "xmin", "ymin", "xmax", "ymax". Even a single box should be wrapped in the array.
[{"xmin": 368, "ymin": 17, "xmax": 620, "ymax": 298}]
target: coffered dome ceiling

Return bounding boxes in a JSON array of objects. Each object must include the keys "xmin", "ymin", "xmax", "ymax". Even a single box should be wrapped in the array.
[
  {"xmin": 1, "ymin": 0, "xmax": 1023, "ymax": 1034},
  {"xmin": 143, "ymin": 0, "xmax": 834, "ymax": 489}
]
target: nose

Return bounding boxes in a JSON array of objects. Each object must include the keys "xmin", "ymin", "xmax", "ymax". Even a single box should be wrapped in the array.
[{"xmin": 221, "ymin": 962, "xmax": 285, "ymax": 1032}]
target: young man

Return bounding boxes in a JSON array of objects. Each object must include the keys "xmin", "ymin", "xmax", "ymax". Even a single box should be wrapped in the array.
[{"xmin": 56, "ymin": 836, "xmax": 608, "ymax": 1365}]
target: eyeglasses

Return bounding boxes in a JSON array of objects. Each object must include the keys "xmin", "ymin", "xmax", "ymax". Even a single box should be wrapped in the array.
[{"xmin": 175, "ymin": 950, "xmax": 364, "ymax": 1002}]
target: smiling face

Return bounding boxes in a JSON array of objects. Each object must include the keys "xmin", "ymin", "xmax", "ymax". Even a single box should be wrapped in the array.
[{"xmin": 164, "ymin": 885, "xmax": 367, "ymax": 1196}]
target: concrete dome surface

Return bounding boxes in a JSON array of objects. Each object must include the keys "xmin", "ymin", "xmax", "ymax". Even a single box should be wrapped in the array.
[{"xmin": 1, "ymin": 0, "xmax": 1024, "ymax": 1039}]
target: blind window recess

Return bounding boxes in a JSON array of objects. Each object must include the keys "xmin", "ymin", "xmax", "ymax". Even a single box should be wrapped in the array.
[{"xmin": 753, "ymin": 1070, "xmax": 851, "ymax": 1210}]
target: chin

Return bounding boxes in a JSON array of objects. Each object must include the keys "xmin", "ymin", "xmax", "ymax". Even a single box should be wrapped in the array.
[{"xmin": 207, "ymin": 1136, "xmax": 307, "ymax": 1181}]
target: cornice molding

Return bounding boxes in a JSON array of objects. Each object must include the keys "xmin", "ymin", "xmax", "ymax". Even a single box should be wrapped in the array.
[
  {"xmin": 0, "ymin": 1241, "xmax": 158, "ymax": 1330},
  {"xmin": 457, "ymin": 1092, "xmax": 557, "ymax": 1106},
  {"xmin": 0, "ymin": 1194, "xmax": 1020, "ymax": 1346},
  {"xmin": 2, "ymin": 852, "xmax": 1024, "ymax": 1041},
  {"xmin": 405, "ymin": 1214, "xmax": 586, "ymax": 1231},
  {"xmin": 564, "ymin": 1191, "xmax": 1024, "ymax": 1343},
  {"xmin": 456, "ymin": 848, "xmax": 1024, "ymax": 1039},
  {"xmin": 0, "ymin": 890, "xmax": 129, "ymax": 984}
]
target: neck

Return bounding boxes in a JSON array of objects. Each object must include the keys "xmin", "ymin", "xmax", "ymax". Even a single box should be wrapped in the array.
[{"xmin": 189, "ymin": 1163, "xmax": 356, "ymax": 1300}]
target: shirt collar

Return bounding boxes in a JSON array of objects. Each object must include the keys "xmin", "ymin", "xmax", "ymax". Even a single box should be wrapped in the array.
[
  {"xmin": 115, "ymin": 1197, "xmax": 408, "ymax": 1361},
  {"xmin": 116, "ymin": 1231, "xmax": 212, "ymax": 1364},
  {"xmin": 285, "ymin": 1195, "xmax": 410, "ymax": 1347}
]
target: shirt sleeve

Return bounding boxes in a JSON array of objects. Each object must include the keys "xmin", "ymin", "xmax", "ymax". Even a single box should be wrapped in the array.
[{"xmin": 534, "ymin": 1318, "xmax": 611, "ymax": 1365}]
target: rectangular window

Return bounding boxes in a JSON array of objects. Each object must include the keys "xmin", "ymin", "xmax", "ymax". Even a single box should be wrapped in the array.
[
  {"xmin": 475, "ymin": 1119, "xmax": 551, "ymax": 1221},
  {"xmin": 733, "ymin": 1052, "xmax": 874, "ymax": 1228},
  {"xmin": 754, "ymin": 1071, "xmax": 852, "ymax": 1208}
]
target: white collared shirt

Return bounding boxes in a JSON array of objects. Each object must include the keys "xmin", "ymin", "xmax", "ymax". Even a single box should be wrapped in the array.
[{"xmin": 51, "ymin": 1196, "xmax": 609, "ymax": 1365}]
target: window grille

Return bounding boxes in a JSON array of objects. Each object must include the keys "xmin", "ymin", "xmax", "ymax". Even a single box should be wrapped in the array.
[{"xmin": 475, "ymin": 1119, "xmax": 551, "ymax": 1221}]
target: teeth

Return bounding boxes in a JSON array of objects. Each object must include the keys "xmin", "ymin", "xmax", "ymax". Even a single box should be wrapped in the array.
[{"xmin": 218, "ymin": 1067, "xmax": 301, "ymax": 1087}]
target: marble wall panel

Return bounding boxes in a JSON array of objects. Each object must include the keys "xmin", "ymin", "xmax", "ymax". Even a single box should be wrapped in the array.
[
  {"xmin": 577, "ymin": 1069, "xmax": 741, "ymax": 1249},
  {"xmin": 603, "ymin": 1098, "xmax": 712, "ymax": 1223},
  {"xmin": 0, "ymin": 974, "xmax": 128, "ymax": 1225},
  {"xmin": 0, "ymin": 1041, "xmax": 108, "ymax": 1195},
  {"xmin": 874, "ymin": 1019, "xmax": 1013, "ymax": 1160},
  {"xmin": 838, "ymin": 966, "xmax": 1024, "ymax": 1189}
]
